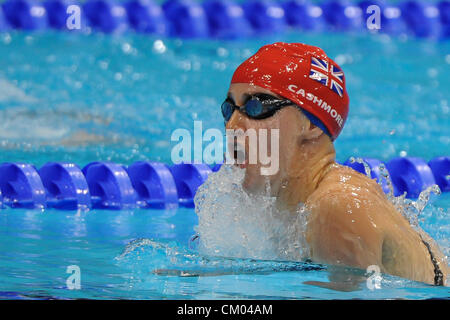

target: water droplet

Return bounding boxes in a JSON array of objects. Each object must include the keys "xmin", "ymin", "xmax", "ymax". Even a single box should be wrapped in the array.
[{"xmin": 153, "ymin": 39, "xmax": 166, "ymax": 54}]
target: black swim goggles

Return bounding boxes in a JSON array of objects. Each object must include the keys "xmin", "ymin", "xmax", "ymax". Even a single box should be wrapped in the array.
[{"xmin": 221, "ymin": 93, "xmax": 294, "ymax": 123}]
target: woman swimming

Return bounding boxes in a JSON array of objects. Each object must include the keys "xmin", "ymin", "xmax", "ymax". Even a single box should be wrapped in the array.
[{"xmin": 223, "ymin": 42, "xmax": 447, "ymax": 286}]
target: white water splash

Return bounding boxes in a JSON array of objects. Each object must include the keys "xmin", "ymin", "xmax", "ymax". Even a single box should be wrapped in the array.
[
  {"xmin": 351, "ymin": 157, "xmax": 442, "ymax": 229},
  {"xmin": 349, "ymin": 156, "xmax": 372, "ymax": 178},
  {"xmin": 194, "ymin": 165, "xmax": 310, "ymax": 262},
  {"xmin": 195, "ymin": 159, "xmax": 447, "ymax": 266}
]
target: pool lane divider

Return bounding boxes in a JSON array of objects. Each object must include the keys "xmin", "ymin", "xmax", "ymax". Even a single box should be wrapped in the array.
[
  {"xmin": 0, "ymin": 0, "xmax": 449, "ymax": 40},
  {"xmin": 0, "ymin": 156, "xmax": 448, "ymax": 210}
]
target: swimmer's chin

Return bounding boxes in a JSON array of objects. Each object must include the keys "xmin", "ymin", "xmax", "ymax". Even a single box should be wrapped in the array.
[
  {"xmin": 242, "ymin": 168, "xmax": 267, "ymax": 195},
  {"xmin": 231, "ymin": 162, "xmax": 269, "ymax": 195}
]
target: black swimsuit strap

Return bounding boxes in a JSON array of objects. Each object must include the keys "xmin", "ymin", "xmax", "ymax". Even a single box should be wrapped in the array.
[{"xmin": 420, "ymin": 237, "xmax": 444, "ymax": 286}]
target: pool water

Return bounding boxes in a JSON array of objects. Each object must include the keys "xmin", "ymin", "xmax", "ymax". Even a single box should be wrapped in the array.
[
  {"xmin": 0, "ymin": 196, "xmax": 448, "ymax": 299},
  {"xmin": 0, "ymin": 30, "xmax": 449, "ymax": 299}
]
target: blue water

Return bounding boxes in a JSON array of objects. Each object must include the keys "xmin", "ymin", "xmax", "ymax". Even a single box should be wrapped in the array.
[{"xmin": 0, "ymin": 30, "xmax": 449, "ymax": 299}]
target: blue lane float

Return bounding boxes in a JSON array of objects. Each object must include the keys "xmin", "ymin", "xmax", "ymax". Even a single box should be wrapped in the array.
[
  {"xmin": 39, "ymin": 162, "xmax": 91, "ymax": 209},
  {"xmin": 163, "ymin": 0, "xmax": 209, "ymax": 38},
  {"xmin": 321, "ymin": 0, "xmax": 363, "ymax": 31},
  {"xmin": 399, "ymin": 0, "xmax": 442, "ymax": 38},
  {"xmin": 242, "ymin": 0, "xmax": 287, "ymax": 34},
  {"xmin": 358, "ymin": 0, "xmax": 408, "ymax": 35},
  {"xmin": 0, "ymin": 163, "xmax": 46, "ymax": 209},
  {"xmin": 44, "ymin": 0, "xmax": 77, "ymax": 30},
  {"xmin": 211, "ymin": 163, "xmax": 222, "ymax": 172},
  {"xmin": 0, "ymin": 6, "xmax": 9, "ymax": 31},
  {"xmin": 203, "ymin": 0, "xmax": 252, "ymax": 38},
  {"xmin": 83, "ymin": 0, "xmax": 128, "ymax": 33},
  {"xmin": 2, "ymin": 0, "xmax": 48, "ymax": 30},
  {"xmin": 0, "ymin": 157, "xmax": 448, "ymax": 210},
  {"xmin": 428, "ymin": 156, "xmax": 450, "ymax": 193},
  {"xmin": 1, "ymin": 0, "xmax": 449, "ymax": 40},
  {"xmin": 282, "ymin": 0, "xmax": 326, "ymax": 32},
  {"xmin": 386, "ymin": 157, "xmax": 437, "ymax": 199},
  {"xmin": 440, "ymin": 0, "xmax": 450, "ymax": 37},
  {"xmin": 82, "ymin": 161, "xmax": 137, "ymax": 209},
  {"xmin": 169, "ymin": 163, "xmax": 212, "ymax": 208},
  {"xmin": 127, "ymin": 161, "xmax": 178, "ymax": 209},
  {"xmin": 125, "ymin": 0, "xmax": 167, "ymax": 34}
]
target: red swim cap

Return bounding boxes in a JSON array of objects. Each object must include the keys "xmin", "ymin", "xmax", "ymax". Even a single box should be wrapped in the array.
[{"xmin": 231, "ymin": 42, "xmax": 349, "ymax": 140}]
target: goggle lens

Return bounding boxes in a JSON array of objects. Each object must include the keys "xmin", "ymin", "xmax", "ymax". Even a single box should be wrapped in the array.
[
  {"xmin": 245, "ymin": 99, "xmax": 263, "ymax": 118},
  {"xmin": 221, "ymin": 101, "xmax": 234, "ymax": 122},
  {"xmin": 221, "ymin": 94, "xmax": 291, "ymax": 123}
]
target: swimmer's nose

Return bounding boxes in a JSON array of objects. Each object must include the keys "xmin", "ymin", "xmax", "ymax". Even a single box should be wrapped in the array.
[{"xmin": 225, "ymin": 109, "xmax": 246, "ymax": 131}]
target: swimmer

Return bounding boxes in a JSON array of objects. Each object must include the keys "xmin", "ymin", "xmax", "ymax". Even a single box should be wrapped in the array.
[{"xmin": 223, "ymin": 42, "xmax": 448, "ymax": 286}]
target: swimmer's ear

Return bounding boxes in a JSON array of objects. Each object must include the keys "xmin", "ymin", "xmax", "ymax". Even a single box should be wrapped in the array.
[{"xmin": 303, "ymin": 123, "xmax": 323, "ymax": 140}]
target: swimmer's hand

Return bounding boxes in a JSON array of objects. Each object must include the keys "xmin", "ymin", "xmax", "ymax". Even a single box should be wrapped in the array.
[
  {"xmin": 303, "ymin": 266, "xmax": 366, "ymax": 292},
  {"xmin": 153, "ymin": 268, "xmax": 239, "ymax": 277},
  {"xmin": 153, "ymin": 268, "xmax": 272, "ymax": 277},
  {"xmin": 303, "ymin": 280, "xmax": 360, "ymax": 292},
  {"xmin": 153, "ymin": 269, "xmax": 201, "ymax": 277},
  {"xmin": 154, "ymin": 268, "xmax": 363, "ymax": 292}
]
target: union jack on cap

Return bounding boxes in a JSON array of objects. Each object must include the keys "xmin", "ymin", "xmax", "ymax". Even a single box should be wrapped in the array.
[{"xmin": 309, "ymin": 57, "xmax": 344, "ymax": 98}]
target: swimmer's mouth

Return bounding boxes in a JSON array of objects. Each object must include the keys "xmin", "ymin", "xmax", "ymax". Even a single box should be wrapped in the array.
[{"xmin": 233, "ymin": 142, "xmax": 248, "ymax": 169}]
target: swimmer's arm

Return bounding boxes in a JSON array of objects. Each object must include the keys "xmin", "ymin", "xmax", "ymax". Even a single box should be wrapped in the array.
[
  {"xmin": 303, "ymin": 193, "xmax": 386, "ymax": 291},
  {"xmin": 153, "ymin": 269, "xmax": 272, "ymax": 277},
  {"xmin": 306, "ymin": 192, "xmax": 384, "ymax": 270},
  {"xmin": 303, "ymin": 265, "xmax": 367, "ymax": 292}
]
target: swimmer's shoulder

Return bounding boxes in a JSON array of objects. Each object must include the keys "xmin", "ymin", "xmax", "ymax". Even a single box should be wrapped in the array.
[
  {"xmin": 305, "ymin": 162, "xmax": 401, "ymax": 240},
  {"xmin": 304, "ymin": 164, "xmax": 386, "ymax": 268},
  {"xmin": 307, "ymin": 162, "xmax": 409, "ymax": 229},
  {"xmin": 306, "ymin": 163, "xmax": 442, "ymax": 284},
  {"xmin": 309, "ymin": 163, "xmax": 387, "ymax": 204}
]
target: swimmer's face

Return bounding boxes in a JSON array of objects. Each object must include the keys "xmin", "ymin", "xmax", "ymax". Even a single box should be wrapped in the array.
[{"xmin": 226, "ymin": 83, "xmax": 312, "ymax": 195}]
